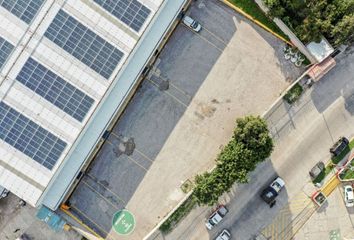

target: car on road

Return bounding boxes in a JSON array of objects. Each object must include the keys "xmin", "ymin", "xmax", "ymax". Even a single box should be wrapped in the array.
[
  {"xmin": 182, "ymin": 15, "xmax": 202, "ymax": 32},
  {"xmin": 330, "ymin": 137, "xmax": 349, "ymax": 157},
  {"xmin": 205, "ymin": 205, "xmax": 228, "ymax": 230},
  {"xmin": 261, "ymin": 177, "xmax": 285, "ymax": 206},
  {"xmin": 215, "ymin": 229, "xmax": 231, "ymax": 240},
  {"xmin": 344, "ymin": 185, "xmax": 354, "ymax": 207}
]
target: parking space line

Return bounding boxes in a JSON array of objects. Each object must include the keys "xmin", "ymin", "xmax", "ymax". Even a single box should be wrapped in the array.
[
  {"xmin": 70, "ymin": 204, "xmax": 109, "ymax": 236},
  {"xmin": 202, "ymin": 26, "xmax": 228, "ymax": 46},
  {"xmin": 60, "ymin": 206, "xmax": 104, "ymax": 239},
  {"xmin": 147, "ymin": 78, "xmax": 188, "ymax": 108},
  {"xmin": 126, "ymin": 155, "xmax": 148, "ymax": 171},
  {"xmin": 110, "ymin": 132, "xmax": 154, "ymax": 163},
  {"xmin": 150, "ymin": 70, "xmax": 192, "ymax": 99},
  {"xmin": 135, "ymin": 148, "xmax": 154, "ymax": 163},
  {"xmin": 104, "ymin": 139, "xmax": 148, "ymax": 171},
  {"xmin": 85, "ymin": 173, "xmax": 127, "ymax": 204},
  {"xmin": 182, "ymin": 25, "xmax": 224, "ymax": 52},
  {"xmin": 81, "ymin": 179, "xmax": 121, "ymax": 210}
]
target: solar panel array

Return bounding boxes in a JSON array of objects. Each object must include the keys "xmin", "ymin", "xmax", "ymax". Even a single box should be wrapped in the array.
[
  {"xmin": 93, "ymin": 0, "xmax": 151, "ymax": 32},
  {"xmin": 16, "ymin": 58, "xmax": 95, "ymax": 122},
  {"xmin": 44, "ymin": 10, "xmax": 124, "ymax": 79},
  {"xmin": 0, "ymin": 0, "xmax": 45, "ymax": 24},
  {"xmin": 0, "ymin": 101, "xmax": 67, "ymax": 170},
  {"xmin": 0, "ymin": 36, "xmax": 14, "ymax": 69}
]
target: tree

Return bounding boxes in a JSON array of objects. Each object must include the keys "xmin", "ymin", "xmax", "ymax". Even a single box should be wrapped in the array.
[
  {"xmin": 233, "ymin": 116, "xmax": 274, "ymax": 162},
  {"xmin": 263, "ymin": 0, "xmax": 354, "ymax": 45},
  {"xmin": 331, "ymin": 14, "xmax": 354, "ymax": 45},
  {"xmin": 193, "ymin": 115, "xmax": 274, "ymax": 206},
  {"xmin": 193, "ymin": 172, "xmax": 224, "ymax": 206}
]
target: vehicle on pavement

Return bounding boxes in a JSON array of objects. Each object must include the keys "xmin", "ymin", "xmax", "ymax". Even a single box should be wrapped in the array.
[
  {"xmin": 261, "ymin": 176, "xmax": 285, "ymax": 206},
  {"xmin": 309, "ymin": 161, "xmax": 325, "ymax": 180},
  {"xmin": 344, "ymin": 185, "xmax": 354, "ymax": 207},
  {"xmin": 215, "ymin": 229, "xmax": 231, "ymax": 240},
  {"xmin": 205, "ymin": 205, "xmax": 228, "ymax": 230},
  {"xmin": 330, "ymin": 137, "xmax": 349, "ymax": 157},
  {"xmin": 0, "ymin": 185, "xmax": 9, "ymax": 199},
  {"xmin": 182, "ymin": 15, "xmax": 202, "ymax": 32}
]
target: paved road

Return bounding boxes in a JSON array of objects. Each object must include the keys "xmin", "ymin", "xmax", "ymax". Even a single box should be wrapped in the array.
[{"xmin": 159, "ymin": 47, "xmax": 354, "ymax": 240}]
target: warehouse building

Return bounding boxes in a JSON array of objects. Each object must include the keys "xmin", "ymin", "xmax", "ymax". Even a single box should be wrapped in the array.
[{"xmin": 0, "ymin": 0, "xmax": 188, "ymax": 214}]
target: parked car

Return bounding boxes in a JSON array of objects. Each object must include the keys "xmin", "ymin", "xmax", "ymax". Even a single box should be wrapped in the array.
[
  {"xmin": 309, "ymin": 161, "xmax": 325, "ymax": 180},
  {"xmin": 215, "ymin": 229, "xmax": 231, "ymax": 240},
  {"xmin": 261, "ymin": 177, "xmax": 285, "ymax": 205},
  {"xmin": 330, "ymin": 137, "xmax": 349, "ymax": 157},
  {"xmin": 205, "ymin": 205, "xmax": 228, "ymax": 230},
  {"xmin": 0, "ymin": 185, "xmax": 9, "ymax": 199},
  {"xmin": 182, "ymin": 15, "xmax": 202, "ymax": 32},
  {"xmin": 344, "ymin": 185, "xmax": 354, "ymax": 207}
]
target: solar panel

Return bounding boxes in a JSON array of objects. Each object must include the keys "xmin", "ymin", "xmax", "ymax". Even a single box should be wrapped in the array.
[
  {"xmin": 0, "ymin": 36, "xmax": 14, "ymax": 69},
  {"xmin": 16, "ymin": 58, "xmax": 95, "ymax": 122},
  {"xmin": 0, "ymin": 101, "xmax": 67, "ymax": 170},
  {"xmin": 0, "ymin": 0, "xmax": 45, "ymax": 24},
  {"xmin": 93, "ymin": 0, "xmax": 151, "ymax": 32},
  {"xmin": 44, "ymin": 10, "xmax": 124, "ymax": 79}
]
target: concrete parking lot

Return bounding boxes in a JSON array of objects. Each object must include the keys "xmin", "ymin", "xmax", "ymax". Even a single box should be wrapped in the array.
[{"xmin": 66, "ymin": 0, "xmax": 301, "ymax": 239}]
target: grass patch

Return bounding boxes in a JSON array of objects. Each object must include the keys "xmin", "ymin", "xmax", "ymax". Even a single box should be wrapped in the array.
[
  {"xmin": 332, "ymin": 139, "xmax": 354, "ymax": 164},
  {"xmin": 340, "ymin": 161, "xmax": 354, "ymax": 180},
  {"xmin": 227, "ymin": 0, "xmax": 289, "ymax": 41},
  {"xmin": 180, "ymin": 180, "xmax": 194, "ymax": 193},
  {"xmin": 312, "ymin": 164, "xmax": 334, "ymax": 184},
  {"xmin": 159, "ymin": 195, "xmax": 196, "ymax": 234},
  {"xmin": 283, "ymin": 83, "xmax": 303, "ymax": 104}
]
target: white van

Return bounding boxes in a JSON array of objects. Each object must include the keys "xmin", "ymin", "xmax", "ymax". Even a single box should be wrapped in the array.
[{"xmin": 182, "ymin": 16, "xmax": 202, "ymax": 32}]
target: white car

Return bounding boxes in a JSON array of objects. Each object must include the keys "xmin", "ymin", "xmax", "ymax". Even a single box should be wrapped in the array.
[
  {"xmin": 182, "ymin": 15, "xmax": 202, "ymax": 32},
  {"xmin": 215, "ymin": 229, "xmax": 231, "ymax": 240},
  {"xmin": 205, "ymin": 205, "xmax": 228, "ymax": 230},
  {"xmin": 344, "ymin": 185, "xmax": 354, "ymax": 207},
  {"xmin": 270, "ymin": 177, "xmax": 285, "ymax": 192}
]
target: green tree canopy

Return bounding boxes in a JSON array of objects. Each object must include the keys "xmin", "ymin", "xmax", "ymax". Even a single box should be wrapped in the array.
[
  {"xmin": 233, "ymin": 116, "xmax": 274, "ymax": 161},
  {"xmin": 264, "ymin": 0, "xmax": 354, "ymax": 45},
  {"xmin": 193, "ymin": 115, "xmax": 274, "ymax": 206}
]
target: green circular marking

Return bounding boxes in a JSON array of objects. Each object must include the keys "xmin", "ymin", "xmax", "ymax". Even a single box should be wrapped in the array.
[{"xmin": 112, "ymin": 209, "xmax": 135, "ymax": 235}]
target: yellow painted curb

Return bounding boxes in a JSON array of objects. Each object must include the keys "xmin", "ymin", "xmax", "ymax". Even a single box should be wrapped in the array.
[
  {"xmin": 321, "ymin": 175, "xmax": 340, "ymax": 197},
  {"xmin": 60, "ymin": 206, "xmax": 104, "ymax": 240},
  {"xmin": 222, "ymin": 0, "xmax": 293, "ymax": 46}
]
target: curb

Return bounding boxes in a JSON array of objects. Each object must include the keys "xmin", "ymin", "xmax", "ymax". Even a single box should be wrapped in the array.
[
  {"xmin": 221, "ymin": 0, "xmax": 293, "ymax": 46},
  {"xmin": 143, "ymin": 191, "xmax": 194, "ymax": 240}
]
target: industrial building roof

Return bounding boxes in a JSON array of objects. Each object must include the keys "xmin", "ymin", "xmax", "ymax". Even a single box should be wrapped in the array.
[{"xmin": 0, "ymin": 0, "xmax": 164, "ymax": 206}]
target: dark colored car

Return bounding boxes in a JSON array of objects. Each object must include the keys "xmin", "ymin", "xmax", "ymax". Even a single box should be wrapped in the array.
[
  {"xmin": 260, "ymin": 177, "xmax": 285, "ymax": 205},
  {"xmin": 330, "ymin": 137, "xmax": 349, "ymax": 157},
  {"xmin": 309, "ymin": 161, "xmax": 325, "ymax": 179},
  {"xmin": 261, "ymin": 187, "xmax": 278, "ymax": 204}
]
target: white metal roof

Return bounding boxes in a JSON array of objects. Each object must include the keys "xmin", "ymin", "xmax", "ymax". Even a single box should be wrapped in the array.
[{"xmin": 0, "ymin": 0, "xmax": 164, "ymax": 206}]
